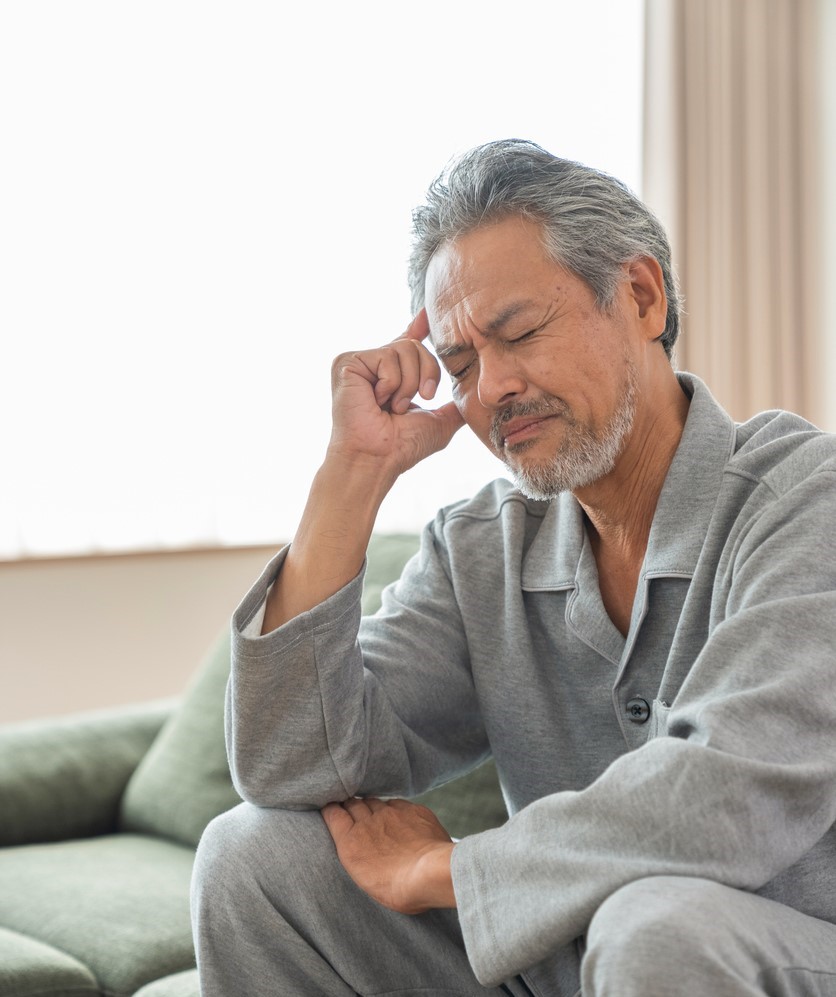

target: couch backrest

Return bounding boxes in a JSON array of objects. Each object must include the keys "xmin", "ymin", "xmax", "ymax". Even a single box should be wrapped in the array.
[
  {"xmin": 117, "ymin": 628, "xmax": 239, "ymax": 847},
  {"xmin": 117, "ymin": 534, "xmax": 422, "ymax": 848}
]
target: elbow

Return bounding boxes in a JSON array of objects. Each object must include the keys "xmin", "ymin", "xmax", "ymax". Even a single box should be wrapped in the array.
[{"xmin": 229, "ymin": 754, "xmax": 353, "ymax": 810}]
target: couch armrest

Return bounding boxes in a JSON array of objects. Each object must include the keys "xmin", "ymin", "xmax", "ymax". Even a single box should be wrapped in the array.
[{"xmin": 0, "ymin": 700, "xmax": 175, "ymax": 846}]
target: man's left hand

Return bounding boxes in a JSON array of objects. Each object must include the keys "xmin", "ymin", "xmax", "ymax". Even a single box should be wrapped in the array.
[{"xmin": 321, "ymin": 797, "xmax": 456, "ymax": 914}]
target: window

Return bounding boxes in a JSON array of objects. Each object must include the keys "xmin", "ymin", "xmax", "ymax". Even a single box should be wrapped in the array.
[{"xmin": 0, "ymin": 0, "xmax": 645, "ymax": 558}]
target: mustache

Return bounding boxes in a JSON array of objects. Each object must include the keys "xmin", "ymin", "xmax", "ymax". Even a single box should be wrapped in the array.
[{"xmin": 489, "ymin": 395, "xmax": 571, "ymax": 450}]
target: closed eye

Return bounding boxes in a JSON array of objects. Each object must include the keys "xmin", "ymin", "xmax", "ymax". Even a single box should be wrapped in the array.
[
  {"xmin": 450, "ymin": 359, "xmax": 475, "ymax": 381},
  {"xmin": 510, "ymin": 327, "xmax": 539, "ymax": 344}
]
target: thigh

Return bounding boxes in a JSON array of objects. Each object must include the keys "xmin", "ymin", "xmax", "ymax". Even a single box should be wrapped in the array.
[
  {"xmin": 195, "ymin": 803, "xmax": 521, "ymax": 996},
  {"xmin": 739, "ymin": 892, "xmax": 836, "ymax": 997},
  {"xmin": 584, "ymin": 876, "xmax": 836, "ymax": 997}
]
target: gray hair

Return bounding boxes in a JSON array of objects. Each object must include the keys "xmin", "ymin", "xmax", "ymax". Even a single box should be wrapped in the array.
[{"xmin": 408, "ymin": 139, "xmax": 682, "ymax": 359}]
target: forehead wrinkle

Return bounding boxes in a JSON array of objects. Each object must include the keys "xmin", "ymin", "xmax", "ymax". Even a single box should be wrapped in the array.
[
  {"xmin": 483, "ymin": 299, "xmax": 540, "ymax": 335},
  {"xmin": 432, "ymin": 296, "xmax": 542, "ymax": 362}
]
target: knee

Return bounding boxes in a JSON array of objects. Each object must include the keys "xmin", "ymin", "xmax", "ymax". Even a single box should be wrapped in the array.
[
  {"xmin": 583, "ymin": 876, "xmax": 735, "ymax": 992},
  {"xmin": 193, "ymin": 803, "xmax": 334, "ymax": 910}
]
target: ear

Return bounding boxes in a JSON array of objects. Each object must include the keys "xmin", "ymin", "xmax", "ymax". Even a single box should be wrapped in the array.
[{"xmin": 625, "ymin": 256, "xmax": 667, "ymax": 344}]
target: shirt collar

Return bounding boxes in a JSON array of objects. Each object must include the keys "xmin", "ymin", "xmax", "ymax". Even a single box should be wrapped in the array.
[{"xmin": 521, "ymin": 372, "xmax": 737, "ymax": 590}]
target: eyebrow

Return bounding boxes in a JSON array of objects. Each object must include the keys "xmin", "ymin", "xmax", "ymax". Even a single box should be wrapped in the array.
[
  {"xmin": 435, "ymin": 299, "xmax": 539, "ymax": 362},
  {"xmin": 484, "ymin": 300, "xmax": 538, "ymax": 335}
]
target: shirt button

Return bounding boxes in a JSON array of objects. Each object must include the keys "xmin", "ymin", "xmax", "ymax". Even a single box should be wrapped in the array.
[{"xmin": 626, "ymin": 698, "xmax": 650, "ymax": 724}]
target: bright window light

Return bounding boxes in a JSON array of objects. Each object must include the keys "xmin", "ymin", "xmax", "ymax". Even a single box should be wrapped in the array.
[{"xmin": 0, "ymin": 0, "xmax": 645, "ymax": 558}]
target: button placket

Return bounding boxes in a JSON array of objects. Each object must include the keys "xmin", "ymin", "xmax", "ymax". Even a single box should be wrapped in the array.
[{"xmin": 626, "ymin": 697, "xmax": 650, "ymax": 724}]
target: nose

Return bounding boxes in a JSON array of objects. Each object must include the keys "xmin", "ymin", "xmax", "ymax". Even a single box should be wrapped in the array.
[{"xmin": 476, "ymin": 350, "xmax": 526, "ymax": 409}]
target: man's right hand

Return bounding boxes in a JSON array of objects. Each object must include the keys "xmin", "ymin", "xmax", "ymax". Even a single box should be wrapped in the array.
[
  {"xmin": 260, "ymin": 311, "xmax": 464, "ymax": 634},
  {"xmin": 327, "ymin": 309, "xmax": 464, "ymax": 481}
]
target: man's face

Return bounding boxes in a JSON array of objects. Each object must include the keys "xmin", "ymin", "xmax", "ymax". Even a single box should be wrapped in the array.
[{"xmin": 424, "ymin": 216, "xmax": 641, "ymax": 499}]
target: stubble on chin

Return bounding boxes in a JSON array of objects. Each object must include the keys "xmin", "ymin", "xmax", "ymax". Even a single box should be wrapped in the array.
[{"xmin": 495, "ymin": 368, "xmax": 639, "ymax": 501}]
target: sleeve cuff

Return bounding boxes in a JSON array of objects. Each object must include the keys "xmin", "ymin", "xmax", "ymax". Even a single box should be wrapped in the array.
[{"xmin": 231, "ymin": 544, "xmax": 368, "ymax": 650}]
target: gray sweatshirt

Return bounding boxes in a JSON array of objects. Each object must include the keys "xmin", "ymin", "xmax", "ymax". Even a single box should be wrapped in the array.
[{"xmin": 229, "ymin": 373, "xmax": 836, "ymax": 987}]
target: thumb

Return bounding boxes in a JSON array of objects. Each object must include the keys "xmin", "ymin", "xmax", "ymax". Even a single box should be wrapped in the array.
[
  {"xmin": 399, "ymin": 308, "xmax": 430, "ymax": 344},
  {"xmin": 429, "ymin": 401, "xmax": 466, "ymax": 450}
]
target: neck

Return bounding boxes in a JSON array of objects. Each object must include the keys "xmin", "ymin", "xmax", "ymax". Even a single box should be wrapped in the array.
[{"xmin": 575, "ymin": 371, "xmax": 690, "ymax": 563}]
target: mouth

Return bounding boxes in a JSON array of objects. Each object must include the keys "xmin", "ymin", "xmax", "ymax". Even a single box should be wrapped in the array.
[
  {"xmin": 500, "ymin": 415, "xmax": 556, "ymax": 449},
  {"xmin": 490, "ymin": 395, "xmax": 569, "ymax": 453}
]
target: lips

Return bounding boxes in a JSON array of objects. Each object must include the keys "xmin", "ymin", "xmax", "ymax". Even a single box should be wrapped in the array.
[
  {"xmin": 490, "ymin": 397, "xmax": 568, "ymax": 452},
  {"xmin": 500, "ymin": 415, "xmax": 554, "ymax": 447}
]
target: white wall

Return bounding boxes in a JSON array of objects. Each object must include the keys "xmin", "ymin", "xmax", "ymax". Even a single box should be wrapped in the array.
[
  {"xmin": 4, "ymin": 2, "xmax": 833, "ymax": 727},
  {"xmin": 0, "ymin": 0, "xmax": 645, "ymax": 561},
  {"xmin": 0, "ymin": 545, "xmax": 277, "ymax": 724}
]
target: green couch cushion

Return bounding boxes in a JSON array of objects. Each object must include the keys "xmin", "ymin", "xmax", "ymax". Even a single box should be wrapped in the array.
[
  {"xmin": 0, "ymin": 834, "xmax": 195, "ymax": 997},
  {"xmin": 0, "ymin": 704, "xmax": 170, "ymax": 848},
  {"xmin": 413, "ymin": 759, "xmax": 507, "ymax": 840},
  {"xmin": 362, "ymin": 533, "xmax": 422, "ymax": 614},
  {"xmin": 133, "ymin": 970, "xmax": 199, "ymax": 997},
  {"xmin": 0, "ymin": 926, "xmax": 99, "ymax": 997},
  {"xmin": 117, "ymin": 537, "xmax": 422, "ymax": 849},
  {"xmin": 118, "ymin": 632, "xmax": 241, "ymax": 848}
]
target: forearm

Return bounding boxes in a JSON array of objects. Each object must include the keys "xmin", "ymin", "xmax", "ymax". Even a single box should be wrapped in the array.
[
  {"xmin": 452, "ymin": 731, "xmax": 836, "ymax": 986},
  {"xmin": 261, "ymin": 316, "xmax": 462, "ymax": 633},
  {"xmin": 262, "ymin": 452, "xmax": 396, "ymax": 633}
]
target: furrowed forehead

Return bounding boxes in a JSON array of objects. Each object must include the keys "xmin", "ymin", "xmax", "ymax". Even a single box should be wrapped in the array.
[
  {"xmin": 433, "ymin": 306, "xmax": 545, "ymax": 379},
  {"xmin": 424, "ymin": 216, "xmax": 567, "ymax": 357},
  {"xmin": 430, "ymin": 297, "xmax": 542, "ymax": 353}
]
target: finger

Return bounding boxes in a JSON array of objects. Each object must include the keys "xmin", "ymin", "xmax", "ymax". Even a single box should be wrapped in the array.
[
  {"xmin": 374, "ymin": 340, "xmax": 424, "ymax": 414},
  {"xmin": 321, "ymin": 802, "xmax": 354, "ymax": 839},
  {"xmin": 387, "ymin": 340, "xmax": 443, "ymax": 412},
  {"xmin": 363, "ymin": 345, "xmax": 417, "ymax": 412},
  {"xmin": 416, "ymin": 340, "xmax": 441, "ymax": 401},
  {"xmin": 343, "ymin": 797, "xmax": 373, "ymax": 819},
  {"xmin": 400, "ymin": 308, "xmax": 430, "ymax": 344},
  {"xmin": 344, "ymin": 337, "xmax": 438, "ymax": 414}
]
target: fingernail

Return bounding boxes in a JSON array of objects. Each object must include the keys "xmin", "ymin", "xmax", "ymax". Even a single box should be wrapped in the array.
[
  {"xmin": 394, "ymin": 397, "xmax": 411, "ymax": 414},
  {"xmin": 422, "ymin": 379, "xmax": 437, "ymax": 398}
]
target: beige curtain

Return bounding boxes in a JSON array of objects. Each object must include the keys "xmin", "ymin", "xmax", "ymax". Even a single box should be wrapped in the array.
[{"xmin": 643, "ymin": 0, "xmax": 823, "ymax": 425}]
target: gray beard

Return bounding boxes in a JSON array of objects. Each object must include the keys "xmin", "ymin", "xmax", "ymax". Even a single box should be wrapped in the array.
[{"xmin": 490, "ymin": 364, "xmax": 638, "ymax": 500}]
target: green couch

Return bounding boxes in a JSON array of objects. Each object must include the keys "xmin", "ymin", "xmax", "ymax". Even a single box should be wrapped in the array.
[{"xmin": 0, "ymin": 536, "xmax": 506, "ymax": 997}]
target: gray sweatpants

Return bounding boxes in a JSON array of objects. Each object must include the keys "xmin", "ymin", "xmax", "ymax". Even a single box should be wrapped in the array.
[{"xmin": 191, "ymin": 803, "xmax": 836, "ymax": 996}]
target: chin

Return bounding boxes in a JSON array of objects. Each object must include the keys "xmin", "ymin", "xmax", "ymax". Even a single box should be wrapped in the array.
[{"xmin": 508, "ymin": 449, "xmax": 619, "ymax": 500}]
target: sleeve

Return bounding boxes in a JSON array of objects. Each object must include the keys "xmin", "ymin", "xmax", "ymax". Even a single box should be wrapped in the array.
[
  {"xmin": 451, "ymin": 468, "xmax": 836, "ymax": 986},
  {"xmin": 225, "ymin": 520, "xmax": 491, "ymax": 809}
]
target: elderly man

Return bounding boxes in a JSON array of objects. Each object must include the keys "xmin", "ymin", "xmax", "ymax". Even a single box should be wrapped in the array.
[{"xmin": 192, "ymin": 140, "xmax": 836, "ymax": 996}]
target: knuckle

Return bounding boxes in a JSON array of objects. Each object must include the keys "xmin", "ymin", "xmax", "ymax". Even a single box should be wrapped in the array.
[{"xmin": 331, "ymin": 350, "xmax": 356, "ymax": 373}]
